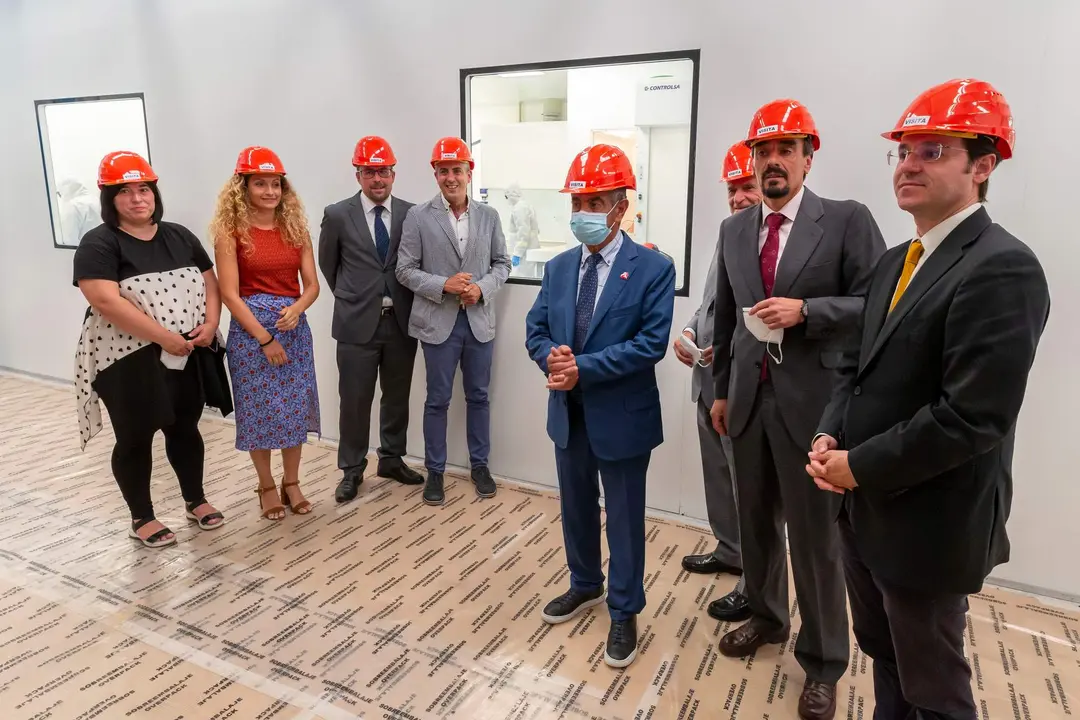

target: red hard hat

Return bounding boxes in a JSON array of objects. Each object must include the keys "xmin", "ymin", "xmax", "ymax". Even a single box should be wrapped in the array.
[
  {"xmin": 746, "ymin": 99, "xmax": 821, "ymax": 150},
  {"xmin": 883, "ymin": 78, "xmax": 1014, "ymax": 159},
  {"xmin": 721, "ymin": 141, "xmax": 754, "ymax": 183},
  {"xmin": 235, "ymin": 146, "xmax": 286, "ymax": 175},
  {"xmin": 561, "ymin": 144, "xmax": 637, "ymax": 194},
  {"xmin": 97, "ymin": 151, "xmax": 158, "ymax": 188},
  {"xmin": 430, "ymin": 137, "xmax": 474, "ymax": 168},
  {"xmin": 353, "ymin": 136, "xmax": 397, "ymax": 167}
]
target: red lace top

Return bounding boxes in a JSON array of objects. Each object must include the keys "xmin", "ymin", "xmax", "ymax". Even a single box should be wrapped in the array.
[{"xmin": 236, "ymin": 226, "xmax": 302, "ymax": 298}]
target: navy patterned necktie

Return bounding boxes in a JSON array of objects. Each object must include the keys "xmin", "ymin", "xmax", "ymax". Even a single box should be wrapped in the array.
[
  {"xmin": 573, "ymin": 253, "xmax": 602, "ymax": 354},
  {"xmin": 373, "ymin": 205, "xmax": 390, "ymax": 264}
]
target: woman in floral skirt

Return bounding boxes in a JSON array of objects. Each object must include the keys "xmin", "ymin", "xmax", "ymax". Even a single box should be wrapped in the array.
[{"xmin": 211, "ymin": 146, "xmax": 321, "ymax": 520}]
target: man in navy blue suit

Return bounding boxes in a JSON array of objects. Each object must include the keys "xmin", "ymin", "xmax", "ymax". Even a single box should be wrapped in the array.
[{"xmin": 525, "ymin": 144, "xmax": 675, "ymax": 669}]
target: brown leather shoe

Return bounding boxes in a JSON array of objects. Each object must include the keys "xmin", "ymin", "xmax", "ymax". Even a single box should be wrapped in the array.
[
  {"xmin": 717, "ymin": 618, "xmax": 788, "ymax": 658},
  {"xmin": 798, "ymin": 681, "xmax": 836, "ymax": 720}
]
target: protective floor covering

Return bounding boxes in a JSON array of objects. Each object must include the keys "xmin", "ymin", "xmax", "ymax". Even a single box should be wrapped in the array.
[{"xmin": 0, "ymin": 373, "xmax": 1077, "ymax": 720}]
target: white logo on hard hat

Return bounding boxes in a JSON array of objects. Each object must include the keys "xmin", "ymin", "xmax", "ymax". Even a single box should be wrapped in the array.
[
  {"xmin": 122, "ymin": 170, "xmax": 142, "ymax": 181},
  {"xmin": 441, "ymin": 152, "xmax": 458, "ymax": 159},
  {"xmin": 726, "ymin": 169, "xmax": 742, "ymax": 178},
  {"xmin": 757, "ymin": 124, "xmax": 779, "ymax": 136},
  {"xmin": 568, "ymin": 181, "xmax": 586, "ymax": 189},
  {"xmin": 902, "ymin": 113, "xmax": 931, "ymax": 128},
  {"xmin": 258, "ymin": 162, "xmax": 276, "ymax": 171}
]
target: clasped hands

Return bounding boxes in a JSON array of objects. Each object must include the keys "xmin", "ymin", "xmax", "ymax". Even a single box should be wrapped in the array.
[
  {"xmin": 445, "ymin": 272, "xmax": 481, "ymax": 305},
  {"xmin": 546, "ymin": 345, "xmax": 578, "ymax": 391},
  {"xmin": 805, "ymin": 434, "xmax": 857, "ymax": 494}
]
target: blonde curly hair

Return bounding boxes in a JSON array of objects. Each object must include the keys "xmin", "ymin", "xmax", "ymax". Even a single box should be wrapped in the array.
[{"xmin": 209, "ymin": 174, "xmax": 311, "ymax": 255}]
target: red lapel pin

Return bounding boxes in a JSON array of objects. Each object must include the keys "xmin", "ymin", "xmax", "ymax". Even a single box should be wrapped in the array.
[{"xmin": 620, "ymin": 272, "xmax": 629, "ymax": 280}]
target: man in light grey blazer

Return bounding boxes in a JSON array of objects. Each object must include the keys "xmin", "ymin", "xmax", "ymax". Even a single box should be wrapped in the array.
[
  {"xmin": 672, "ymin": 140, "xmax": 761, "ymax": 625},
  {"xmin": 709, "ymin": 101, "xmax": 886, "ymax": 720},
  {"xmin": 319, "ymin": 136, "xmax": 424, "ymax": 503},
  {"xmin": 396, "ymin": 137, "xmax": 511, "ymax": 506}
]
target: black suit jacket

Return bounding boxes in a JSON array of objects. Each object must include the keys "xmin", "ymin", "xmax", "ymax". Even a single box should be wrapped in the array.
[
  {"xmin": 818, "ymin": 207, "xmax": 1050, "ymax": 595},
  {"xmin": 712, "ymin": 187, "xmax": 886, "ymax": 445},
  {"xmin": 318, "ymin": 193, "xmax": 415, "ymax": 343}
]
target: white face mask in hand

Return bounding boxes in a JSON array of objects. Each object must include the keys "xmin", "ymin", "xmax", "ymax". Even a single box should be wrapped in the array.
[{"xmin": 742, "ymin": 308, "xmax": 783, "ymax": 365}]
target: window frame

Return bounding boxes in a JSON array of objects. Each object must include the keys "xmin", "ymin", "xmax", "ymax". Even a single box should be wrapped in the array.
[
  {"xmin": 459, "ymin": 50, "xmax": 700, "ymax": 297},
  {"xmin": 34, "ymin": 92, "xmax": 151, "ymax": 251}
]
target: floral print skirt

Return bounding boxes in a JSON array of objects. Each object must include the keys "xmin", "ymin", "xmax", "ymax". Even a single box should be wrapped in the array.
[{"xmin": 226, "ymin": 293, "xmax": 320, "ymax": 451}]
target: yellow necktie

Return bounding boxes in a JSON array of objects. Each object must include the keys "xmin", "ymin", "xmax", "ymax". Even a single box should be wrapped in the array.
[{"xmin": 889, "ymin": 239, "xmax": 924, "ymax": 312}]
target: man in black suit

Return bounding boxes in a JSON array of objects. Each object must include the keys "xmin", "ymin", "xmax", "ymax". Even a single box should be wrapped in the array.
[
  {"xmin": 809, "ymin": 79, "xmax": 1050, "ymax": 720},
  {"xmin": 710, "ymin": 99, "xmax": 886, "ymax": 720},
  {"xmin": 319, "ymin": 136, "xmax": 424, "ymax": 502}
]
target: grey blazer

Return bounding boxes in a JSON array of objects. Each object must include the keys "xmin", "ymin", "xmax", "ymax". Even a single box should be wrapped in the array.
[
  {"xmin": 686, "ymin": 235, "xmax": 722, "ymax": 405},
  {"xmin": 711, "ymin": 187, "xmax": 886, "ymax": 444},
  {"xmin": 396, "ymin": 193, "xmax": 511, "ymax": 345},
  {"xmin": 318, "ymin": 193, "xmax": 415, "ymax": 344}
]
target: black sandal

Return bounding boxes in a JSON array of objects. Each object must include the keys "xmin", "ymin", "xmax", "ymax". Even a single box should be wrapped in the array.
[
  {"xmin": 128, "ymin": 518, "xmax": 177, "ymax": 548},
  {"xmin": 185, "ymin": 500, "xmax": 226, "ymax": 531}
]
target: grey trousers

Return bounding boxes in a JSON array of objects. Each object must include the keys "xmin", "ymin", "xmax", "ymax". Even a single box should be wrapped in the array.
[
  {"xmin": 729, "ymin": 382, "xmax": 849, "ymax": 684},
  {"xmin": 696, "ymin": 399, "xmax": 746, "ymax": 595},
  {"xmin": 336, "ymin": 312, "xmax": 418, "ymax": 474}
]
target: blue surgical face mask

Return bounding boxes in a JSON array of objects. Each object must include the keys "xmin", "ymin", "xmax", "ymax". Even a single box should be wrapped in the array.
[{"xmin": 569, "ymin": 205, "xmax": 619, "ymax": 246}]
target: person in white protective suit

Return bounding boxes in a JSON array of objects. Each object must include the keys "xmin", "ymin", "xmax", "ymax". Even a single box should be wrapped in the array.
[
  {"xmin": 506, "ymin": 183, "xmax": 540, "ymax": 277},
  {"xmin": 57, "ymin": 178, "xmax": 101, "ymax": 246}
]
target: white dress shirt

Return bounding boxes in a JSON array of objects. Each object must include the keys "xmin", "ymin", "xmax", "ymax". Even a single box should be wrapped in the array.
[
  {"xmin": 903, "ymin": 201, "xmax": 982, "ymax": 283},
  {"xmin": 576, "ymin": 231, "xmax": 623, "ymax": 311},
  {"xmin": 359, "ymin": 192, "xmax": 395, "ymax": 307},
  {"xmin": 359, "ymin": 191, "xmax": 392, "ymax": 244},
  {"xmin": 440, "ymin": 193, "xmax": 470, "ymax": 256},
  {"xmin": 758, "ymin": 185, "xmax": 805, "ymax": 261}
]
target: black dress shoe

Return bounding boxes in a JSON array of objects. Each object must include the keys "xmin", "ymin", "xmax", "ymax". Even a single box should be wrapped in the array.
[
  {"xmin": 707, "ymin": 589, "xmax": 752, "ymax": 622},
  {"xmin": 681, "ymin": 553, "xmax": 742, "ymax": 575},
  {"xmin": 471, "ymin": 466, "xmax": 496, "ymax": 498},
  {"xmin": 605, "ymin": 617, "xmax": 638, "ymax": 668},
  {"xmin": 423, "ymin": 472, "xmax": 445, "ymax": 506},
  {"xmin": 335, "ymin": 473, "xmax": 363, "ymax": 504},
  {"xmin": 717, "ymin": 618, "xmax": 789, "ymax": 658},
  {"xmin": 798, "ymin": 681, "xmax": 837, "ymax": 720},
  {"xmin": 378, "ymin": 461, "xmax": 424, "ymax": 485},
  {"xmin": 541, "ymin": 586, "xmax": 606, "ymax": 625}
]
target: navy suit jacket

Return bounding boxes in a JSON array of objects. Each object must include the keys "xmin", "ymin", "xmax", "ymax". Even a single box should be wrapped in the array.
[{"xmin": 525, "ymin": 234, "xmax": 676, "ymax": 461}]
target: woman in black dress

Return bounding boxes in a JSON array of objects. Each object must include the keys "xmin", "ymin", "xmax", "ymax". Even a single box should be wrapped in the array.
[{"xmin": 73, "ymin": 151, "xmax": 228, "ymax": 548}]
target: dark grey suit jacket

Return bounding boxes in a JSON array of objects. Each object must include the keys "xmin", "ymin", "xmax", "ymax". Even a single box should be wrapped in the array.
[
  {"xmin": 318, "ymin": 193, "xmax": 415, "ymax": 344},
  {"xmin": 711, "ymin": 187, "xmax": 886, "ymax": 444},
  {"xmin": 686, "ymin": 234, "xmax": 724, "ymax": 405}
]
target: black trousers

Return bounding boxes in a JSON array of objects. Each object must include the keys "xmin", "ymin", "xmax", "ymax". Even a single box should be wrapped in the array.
[
  {"xmin": 336, "ymin": 311, "xmax": 418, "ymax": 474},
  {"xmin": 111, "ymin": 362, "xmax": 206, "ymax": 521},
  {"xmin": 838, "ymin": 512, "xmax": 976, "ymax": 720}
]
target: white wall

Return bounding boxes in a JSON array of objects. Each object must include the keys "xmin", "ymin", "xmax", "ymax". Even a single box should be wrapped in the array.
[{"xmin": 1, "ymin": 0, "xmax": 1077, "ymax": 597}]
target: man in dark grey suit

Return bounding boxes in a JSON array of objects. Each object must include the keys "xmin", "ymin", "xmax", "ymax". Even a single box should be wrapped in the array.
[
  {"xmin": 810, "ymin": 78, "xmax": 1048, "ymax": 720},
  {"xmin": 709, "ymin": 100, "xmax": 886, "ymax": 720},
  {"xmin": 674, "ymin": 140, "xmax": 760, "ymax": 624},
  {"xmin": 396, "ymin": 137, "xmax": 511, "ymax": 506},
  {"xmin": 318, "ymin": 136, "xmax": 424, "ymax": 503}
]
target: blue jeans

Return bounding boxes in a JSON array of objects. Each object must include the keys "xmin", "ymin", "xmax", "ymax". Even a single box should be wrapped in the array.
[{"xmin": 420, "ymin": 310, "xmax": 493, "ymax": 474}]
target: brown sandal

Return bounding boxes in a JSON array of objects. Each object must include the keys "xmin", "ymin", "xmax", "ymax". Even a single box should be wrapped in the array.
[
  {"xmin": 256, "ymin": 484, "xmax": 285, "ymax": 520},
  {"xmin": 280, "ymin": 480, "xmax": 312, "ymax": 514}
]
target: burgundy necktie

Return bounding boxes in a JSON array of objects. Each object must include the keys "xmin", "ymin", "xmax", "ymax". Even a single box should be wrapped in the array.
[{"xmin": 759, "ymin": 212, "xmax": 784, "ymax": 380}]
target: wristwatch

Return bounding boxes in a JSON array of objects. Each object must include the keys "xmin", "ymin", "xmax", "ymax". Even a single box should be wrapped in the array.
[{"xmin": 801, "ymin": 299, "xmax": 809, "ymax": 318}]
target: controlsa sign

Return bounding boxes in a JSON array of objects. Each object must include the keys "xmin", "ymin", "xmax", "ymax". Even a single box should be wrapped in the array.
[{"xmin": 635, "ymin": 72, "xmax": 692, "ymax": 126}]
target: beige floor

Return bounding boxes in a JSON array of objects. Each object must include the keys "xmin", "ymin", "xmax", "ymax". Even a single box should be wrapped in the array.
[{"xmin": 0, "ymin": 374, "xmax": 1077, "ymax": 720}]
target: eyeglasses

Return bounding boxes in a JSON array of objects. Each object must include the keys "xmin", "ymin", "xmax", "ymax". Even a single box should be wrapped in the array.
[
  {"xmin": 887, "ymin": 143, "xmax": 967, "ymax": 166},
  {"xmin": 359, "ymin": 168, "xmax": 393, "ymax": 178}
]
